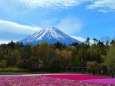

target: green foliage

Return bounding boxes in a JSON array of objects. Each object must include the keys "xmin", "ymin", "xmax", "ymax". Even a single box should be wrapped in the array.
[
  {"xmin": 38, "ymin": 42, "xmax": 50, "ymax": 66},
  {"xmin": 0, "ymin": 39, "xmax": 114, "ymax": 73},
  {"xmin": 0, "ymin": 48, "xmax": 4, "ymax": 60},
  {"xmin": 104, "ymin": 44, "xmax": 115, "ymax": 71},
  {"xmin": 0, "ymin": 67, "xmax": 28, "ymax": 72},
  {"xmin": 0, "ymin": 60, "xmax": 7, "ymax": 71},
  {"xmin": 71, "ymin": 49, "xmax": 81, "ymax": 67}
]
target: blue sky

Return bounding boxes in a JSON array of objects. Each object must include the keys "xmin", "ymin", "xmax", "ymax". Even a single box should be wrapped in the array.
[{"xmin": 0, "ymin": 0, "xmax": 115, "ymax": 44}]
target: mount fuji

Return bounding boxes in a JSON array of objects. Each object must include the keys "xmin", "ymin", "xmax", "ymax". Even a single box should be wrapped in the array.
[{"xmin": 20, "ymin": 27, "xmax": 82, "ymax": 45}]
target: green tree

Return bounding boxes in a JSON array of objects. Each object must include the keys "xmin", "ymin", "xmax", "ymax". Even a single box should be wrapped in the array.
[
  {"xmin": 0, "ymin": 48, "xmax": 4, "ymax": 61},
  {"xmin": 60, "ymin": 49, "xmax": 72, "ymax": 67},
  {"xmin": 20, "ymin": 45, "xmax": 32, "ymax": 69},
  {"xmin": 0, "ymin": 60, "xmax": 6, "ymax": 71},
  {"xmin": 38, "ymin": 42, "xmax": 50, "ymax": 67},
  {"xmin": 104, "ymin": 44, "xmax": 115, "ymax": 72},
  {"xmin": 4, "ymin": 49, "xmax": 20, "ymax": 67},
  {"xmin": 85, "ymin": 37, "xmax": 90, "ymax": 46},
  {"xmin": 71, "ymin": 48, "xmax": 81, "ymax": 67},
  {"xmin": 31, "ymin": 45, "xmax": 40, "ymax": 63}
]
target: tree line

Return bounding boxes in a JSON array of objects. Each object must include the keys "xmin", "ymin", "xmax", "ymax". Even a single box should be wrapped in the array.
[{"xmin": 0, "ymin": 37, "xmax": 115, "ymax": 74}]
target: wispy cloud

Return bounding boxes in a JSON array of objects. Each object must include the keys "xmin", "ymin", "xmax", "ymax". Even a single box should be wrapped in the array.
[
  {"xmin": 0, "ymin": 20, "xmax": 41, "ymax": 35},
  {"xmin": 72, "ymin": 36, "xmax": 94, "ymax": 44},
  {"xmin": 0, "ymin": 0, "xmax": 30, "ymax": 15},
  {"xmin": 87, "ymin": 0, "xmax": 115, "ymax": 12},
  {"xmin": 14, "ymin": 0, "xmax": 115, "ymax": 12},
  {"xmin": 71, "ymin": 36, "xmax": 85, "ymax": 42},
  {"xmin": 1, "ymin": 0, "xmax": 115, "ymax": 14},
  {"xmin": 18, "ymin": 0, "xmax": 88, "ymax": 9},
  {"xmin": 57, "ymin": 17, "xmax": 83, "ymax": 34}
]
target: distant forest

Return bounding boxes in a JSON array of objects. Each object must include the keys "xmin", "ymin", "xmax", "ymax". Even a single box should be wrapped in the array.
[{"xmin": 0, "ymin": 37, "xmax": 115, "ymax": 74}]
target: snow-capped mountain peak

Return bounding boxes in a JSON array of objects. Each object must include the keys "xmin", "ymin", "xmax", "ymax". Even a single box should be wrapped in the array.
[
  {"xmin": 20, "ymin": 27, "xmax": 82, "ymax": 45},
  {"xmin": 37, "ymin": 27, "xmax": 63, "ymax": 39}
]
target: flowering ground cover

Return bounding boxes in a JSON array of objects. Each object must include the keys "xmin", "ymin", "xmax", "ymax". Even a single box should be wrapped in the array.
[
  {"xmin": 44, "ymin": 74, "xmax": 107, "ymax": 80},
  {"xmin": 0, "ymin": 74, "xmax": 114, "ymax": 86},
  {"xmin": 84, "ymin": 78, "xmax": 115, "ymax": 85}
]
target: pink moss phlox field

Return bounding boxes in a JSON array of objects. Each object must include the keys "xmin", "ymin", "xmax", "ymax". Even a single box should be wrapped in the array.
[
  {"xmin": 0, "ymin": 74, "xmax": 114, "ymax": 86},
  {"xmin": 44, "ymin": 74, "xmax": 107, "ymax": 80},
  {"xmin": 0, "ymin": 75, "xmax": 80, "ymax": 86},
  {"xmin": 84, "ymin": 78, "xmax": 115, "ymax": 85}
]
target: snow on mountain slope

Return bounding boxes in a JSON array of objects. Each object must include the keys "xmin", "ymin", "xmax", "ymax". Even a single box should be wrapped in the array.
[{"xmin": 20, "ymin": 27, "xmax": 82, "ymax": 45}]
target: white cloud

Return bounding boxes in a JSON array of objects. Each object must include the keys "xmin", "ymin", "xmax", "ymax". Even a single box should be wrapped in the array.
[
  {"xmin": 18, "ymin": 0, "xmax": 88, "ymax": 9},
  {"xmin": 71, "ymin": 36, "xmax": 85, "ymax": 42},
  {"xmin": 1, "ymin": 0, "xmax": 115, "ymax": 13},
  {"xmin": 0, "ymin": 0, "xmax": 30, "ymax": 16},
  {"xmin": 98, "ymin": 9, "xmax": 108, "ymax": 13},
  {"xmin": 0, "ymin": 20, "xmax": 41, "ymax": 35},
  {"xmin": 72, "ymin": 36, "xmax": 94, "ymax": 44},
  {"xmin": 87, "ymin": 0, "xmax": 115, "ymax": 12},
  {"xmin": 0, "ymin": 40, "xmax": 9, "ymax": 44},
  {"xmin": 1, "ymin": 0, "xmax": 115, "ymax": 14},
  {"xmin": 57, "ymin": 17, "xmax": 83, "ymax": 34},
  {"xmin": 0, "ymin": 40, "xmax": 15, "ymax": 44}
]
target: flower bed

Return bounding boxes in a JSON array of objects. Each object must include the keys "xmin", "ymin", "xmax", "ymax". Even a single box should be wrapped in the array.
[
  {"xmin": 84, "ymin": 78, "xmax": 115, "ymax": 85},
  {"xmin": 44, "ymin": 74, "xmax": 107, "ymax": 80},
  {"xmin": 0, "ymin": 75, "xmax": 80, "ymax": 86},
  {"xmin": 0, "ymin": 74, "xmax": 114, "ymax": 86}
]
